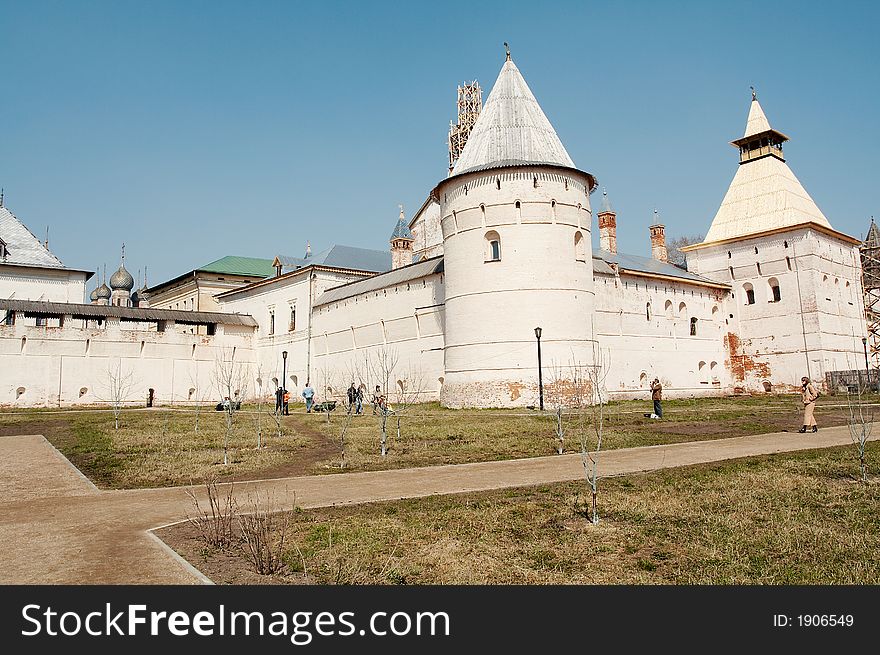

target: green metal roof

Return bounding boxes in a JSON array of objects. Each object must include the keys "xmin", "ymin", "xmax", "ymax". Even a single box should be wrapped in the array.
[{"xmin": 198, "ymin": 256, "xmax": 274, "ymax": 278}]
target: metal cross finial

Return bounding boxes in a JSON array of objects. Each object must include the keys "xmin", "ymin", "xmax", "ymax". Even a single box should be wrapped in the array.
[
  {"xmin": 121, "ymin": 242, "xmax": 125, "ymax": 264},
  {"xmin": 503, "ymin": 42, "xmax": 510, "ymax": 60},
  {"xmin": 0, "ymin": 188, "xmax": 4, "ymax": 207},
  {"xmin": 399, "ymin": 203, "xmax": 405, "ymax": 219},
  {"xmin": 750, "ymin": 86, "xmax": 757, "ymax": 101}
]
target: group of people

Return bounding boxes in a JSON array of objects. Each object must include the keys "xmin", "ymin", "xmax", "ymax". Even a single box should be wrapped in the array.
[
  {"xmin": 645, "ymin": 375, "xmax": 821, "ymax": 432},
  {"xmin": 272, "ymin": 381, "xmax": 388, "ymax": 415}
]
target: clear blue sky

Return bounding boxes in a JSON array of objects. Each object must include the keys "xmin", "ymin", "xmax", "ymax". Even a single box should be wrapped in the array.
[{"xmin": 2, "ymin": 0, "xmax": 877, "ymax": 286}]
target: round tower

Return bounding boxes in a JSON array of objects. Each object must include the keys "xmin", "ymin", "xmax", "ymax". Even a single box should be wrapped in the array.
[{"xmin": 434, "ymin": 53, "xmax": 598, "ymax": 408}]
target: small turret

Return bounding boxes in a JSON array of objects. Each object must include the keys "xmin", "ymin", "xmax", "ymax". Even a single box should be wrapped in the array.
[{"xmin": 390, "ymin": 205, "xmax": 414, "ymax": 269}]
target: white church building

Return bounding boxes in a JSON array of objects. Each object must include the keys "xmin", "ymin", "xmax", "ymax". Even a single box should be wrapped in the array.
[{"xmin": 0, "ymin": 54, "xmax": 867, "ymax": 407}]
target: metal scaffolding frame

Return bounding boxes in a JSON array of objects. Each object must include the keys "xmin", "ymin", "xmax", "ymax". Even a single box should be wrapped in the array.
[
  {"xmin": 860, "ymin": 218, "xmax": 880, "ymax": 369},
  {"xmin": 448, "ymin": 81, "xmax": 482, "ymax": 173}
]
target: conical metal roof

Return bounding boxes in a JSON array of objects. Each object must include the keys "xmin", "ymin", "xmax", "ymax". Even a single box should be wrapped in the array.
[
  {"xmin": 450, "ymin": 57, "xmax": 575, "ymax": 176},
  {"xmin": 390, "ymin": 206, "xmax": 414, "ymax": 240},
  {"xmin": 703, "ymin": 96, "xmax": 831, "ymax": 242},
  {"xmin": 743, "ymin": 98, "xmax": 773, "ymax": 138}
]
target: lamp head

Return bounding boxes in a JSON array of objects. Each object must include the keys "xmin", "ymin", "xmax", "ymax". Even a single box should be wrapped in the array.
[
  {"xmin": 534, "ymin": 327, "xmax": 542, "ymax": 339},
  {"xmin": 282, "ymin": 350, "xmax": 288, "ymax": 360}
]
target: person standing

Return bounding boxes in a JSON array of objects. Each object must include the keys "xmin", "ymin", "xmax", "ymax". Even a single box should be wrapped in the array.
[
  {"xmin": 650, "ymin": 378, "xmax": 663, "ymax": 418},
  {"xmin": 798, "ymin": 376, "xmax": 819, "ymax": 433},
  {"xmin": 282, "ymin": 388, "xmax": 290, "ymax": 415},
  {"xmin": 347, "ymin": 382, "xmax": 358, "ymax": 414},
  {"xmin": 355, "ymin": 384, "xmax": 364, "ymax": 415},
  {"xmin": 302, "ymin": 381, "xmax": 315, "ymax": 413},
  {"xmin": 275, "ymin": 386, "xmax": 283, "ymax": 414}
]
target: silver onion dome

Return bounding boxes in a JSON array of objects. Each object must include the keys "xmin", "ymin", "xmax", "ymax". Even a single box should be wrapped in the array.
[{"xmin": 109, "ymin": 264, "xmax": 135, "ymax": 291}]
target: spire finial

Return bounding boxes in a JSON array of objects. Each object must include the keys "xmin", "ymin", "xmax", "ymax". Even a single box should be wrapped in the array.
[
  {"xmin": 144, "ymin": 265, "xmax": 148, "ymax": 287},
  {"xmin": 399, "ymin": 203, "xmax": 405, "ymax": 219},
  {"xmin": 121, "ymin": 242, "xmax": 125, "ymax": 264},
  {"xmin": 45, "ymin": 226, "xmax": 49, "ymax": 249},
  {"xmin": 0, "ymin": 188, "xmax": 4, "ymax": 207},
  {"xmin": 103, "ymin": 263, "xmax": 106, "ymax": 284},
  {"xmin": 503, "ymin": 42, "xmax": 510, "ymax": 61},
  {"xmin": 750, "ymin": 85, "xmax": 757, "ymax": 101},
  {"xmin": 305, "ymin": 241, "xmax": 311, "ymax": 259},
  {"xmin": 652, "ymin": 208, "xmax": 660, "ymax": 225}
]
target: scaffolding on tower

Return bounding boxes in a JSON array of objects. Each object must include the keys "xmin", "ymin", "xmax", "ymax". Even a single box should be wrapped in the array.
[
  {"xmin": 448, "ymin": 81, "xmax": 482, "ymax": 174},
  {"xmin": 860, "ymin": 218, "xmax": 880, "ymax": 370}
]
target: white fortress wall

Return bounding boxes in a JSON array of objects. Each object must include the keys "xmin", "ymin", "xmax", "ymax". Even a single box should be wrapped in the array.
[
  {"xmin": 0, "ymin": 319, "xmax": 254, "ymax": 407},
  {"xmin": 687, "ymin": 226, "xmax": 866, "ymax": 391},
  {"xmin": 310, "ymin": 265, "xmax": 446, "ymax": 403},
  {"xmin": 593, "ymin": 271, "xmax": 731, "ymax": 399},
  {"xmin": 216, "ymin": 267, "xmax": 370, "ymax": 401}
]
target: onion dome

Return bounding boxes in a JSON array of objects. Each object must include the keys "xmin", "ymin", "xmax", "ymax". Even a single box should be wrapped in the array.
[
  {"xmin": 89, "ymin": 286, "xmax": 100, "ymax": 302},
  {"xmin": 109, "ymin": 264, "xmax": 134, "ymax": 291},
  {"xmin": 95, "ymin": 282, "xmax": 112, "ymax": 300}
]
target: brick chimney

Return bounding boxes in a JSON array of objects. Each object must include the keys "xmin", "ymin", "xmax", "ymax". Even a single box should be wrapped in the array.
[
  {"xmin": 597, "ymin": 189, "xmax": 617, "ymax": 254},
  {"xmin": 650, "ymin": 210, "xmax": 668, "ymax": 263}
]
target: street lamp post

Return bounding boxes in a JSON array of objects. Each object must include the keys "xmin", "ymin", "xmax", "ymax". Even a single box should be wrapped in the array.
[
  {"xmin": 281, "ymin": 350, "xmax": 288, "ymax": 400},
  {"xmin": 534, "ymin": 327, "xmax": 544, "ymax": 411},
  {"xmin": 862, "ymin": 338, "xmax": 870, "ymax": 390}
]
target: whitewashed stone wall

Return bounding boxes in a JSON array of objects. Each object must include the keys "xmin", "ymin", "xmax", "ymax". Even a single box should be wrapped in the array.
[
  {"xmin": 686, "ymin": 227, "xmax": 866, "ymax": 391},
  {"xmin": 217, "ymin": 267, "xmax": 373, "ymax": 401},
  {"xmin": 310, "ymin": 271, "xmax": 445, "ymax": 404},
  {"xmin": 0, "ymin": 265, "xmax": 89, "ymax": 303},
  {"xmin": 410, "ymin": 199, "xmax": 443, "ymax": 261},
  {"xmin": 594, "ymin": 271, "xmax": 731, "ymax": 399},
  {"xmin": 0, "ymin": 319, "xmax": 254, "ymax": 407}
]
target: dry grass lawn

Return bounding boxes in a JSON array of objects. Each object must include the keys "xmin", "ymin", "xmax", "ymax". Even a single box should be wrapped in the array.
[
  {"xmin": 0, "ymin": 394, "xmax": 862, "ymax": 489},
  {"xmin": 162, "ymin": 443, "xmax": 880, "ymax": 584}
]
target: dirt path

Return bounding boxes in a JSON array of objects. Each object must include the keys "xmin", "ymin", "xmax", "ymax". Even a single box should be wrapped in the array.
[{"xmin": 0, "ymin": 426, "xmax": 874, "ymax": 584}]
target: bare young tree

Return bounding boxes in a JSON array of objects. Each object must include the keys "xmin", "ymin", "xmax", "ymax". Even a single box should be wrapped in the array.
[
  {"xmin": 667, "ymin": 233, "xmax": 704, "ymax": 269},
  {"xmin": 544, "ymin": 359, "xmax": 574, "ymax": 455},
  {"xmin": 315, "ymin": 363, "xmax": 339, "ymax": 426},
  {"xmin": 268, "ymin": 372, "xmax": 284, "ymax": 442},
  {"xmin": 185, "ymin": 478, "xmax": 237, "ymax": 550},
  {"xmin": 575, "ymin": 346, "xmax": 611, "ymax": 525},
  {"xmin": 846, "ymin": 379, "xmax": 874, "ymax": 484},
  {"xmin": 253, "ymin": 366, "xmax": 266, "ymax": 449},
  {"xmin": 237, "ymin": 490, "xmax": 299, "ymax": 575},
  {"xmin": 369, "ymin": 345, "xmax": 401, "ymax": 457},
  {"xmin": 188, "ymin": 368, "xmax": 207, "ymax": 435},
  {"xmin": 388, "ymin": 364, "xmax": 426, "ymax": 450},
  {"xmin": 212, "ymin": 347, "xmax": 250, "ymax": 466},
  {"xmin": 105, "ymin": 359, "xmax": 135, "ymax": 430},
  {"xmin": 336, "ymin": 355, "xmax": 369, "ymax": 468}
]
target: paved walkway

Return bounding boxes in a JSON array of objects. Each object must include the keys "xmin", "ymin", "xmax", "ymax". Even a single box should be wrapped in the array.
[{"xmin": 0, "ymin": 426, "xmax": 873, "ymax": 584}]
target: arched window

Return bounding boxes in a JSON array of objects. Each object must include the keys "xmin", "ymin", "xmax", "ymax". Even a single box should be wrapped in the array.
[
  {"xmin": 743, "ymin": 283, "xmax": 755, "ymax": 305},
  {"xmin": 786, "ymin": 256, "xmax": 792, "ymax": 270},
  {"xmin": 574, "ymin": 231, "xmax": 586, "ymax": 262},
  {"xmin": 690, "ymin": 317, "xmax": 698, "ymax": 336},
  {"xmin": 679, "ymin": 302, "xmax": 687, "ymax": 316},
  {"xmin": 646, "ymin": 302, "xmax": 652, "ymax": 321},
  {"xmin": 698, "ymin": 361, "xmax": 707, "ymax": 383},
  {"xmin": 664, "ymin": 300, "xmax": 673, "ymax": 319},
  {"xmin": 768, "ymin": 277, "xmax": 781, "ymax": 302},
  {"xmin": 485, "ymin": 230, "xmax": 501, "ymax": 262},
  {"xmin": 639, "ymin": 372, "xmax": 648, "ymax": 387},
  {"xmin": 711, "ymin": 305, "xmax": 719, "ymax": 317}
]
